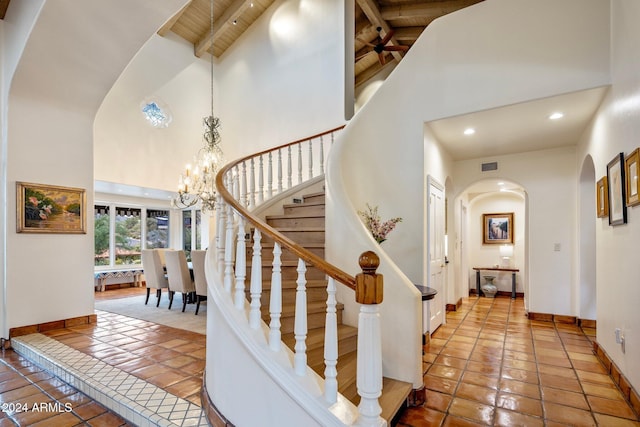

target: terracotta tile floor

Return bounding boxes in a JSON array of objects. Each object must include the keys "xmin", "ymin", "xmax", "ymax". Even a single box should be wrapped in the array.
[
  {"xmin": 1, "ymin": 287, "xmax": 206, "ymax": 426},
  {"xmin": 397, "ymin": 296, "xmax": 640, "ymax": 426},
  {"xmin": 0, "ymin": 347, "xmax": 133, "ymax": 426}
]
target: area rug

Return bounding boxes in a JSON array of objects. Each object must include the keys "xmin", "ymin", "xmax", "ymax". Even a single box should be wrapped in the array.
[{"xmin": 95, "ymin": 293, "xmax": 206, "ymax": 335}]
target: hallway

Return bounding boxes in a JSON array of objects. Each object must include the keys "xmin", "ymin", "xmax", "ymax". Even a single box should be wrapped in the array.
[
  {"xmin": 398, "ymin": 296, "xmax": 639, "ymax": 426},
  {"xmin": 1, "ymin": 289, "xmax": 639, "ymax": 426}
]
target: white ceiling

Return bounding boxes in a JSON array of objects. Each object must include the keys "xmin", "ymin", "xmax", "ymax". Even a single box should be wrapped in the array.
[{"xmin": 428, "ymin": 86, "xmax": 609, "ymax": 161}]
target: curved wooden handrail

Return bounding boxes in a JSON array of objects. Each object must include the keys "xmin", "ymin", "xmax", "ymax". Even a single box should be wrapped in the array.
[{"xmin": 215, "ymin": 126, "xmax": 356, "ymax": 290}]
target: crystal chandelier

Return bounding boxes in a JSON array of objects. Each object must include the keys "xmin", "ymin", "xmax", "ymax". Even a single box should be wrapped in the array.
[{"xmin": 172, "ymin": 0, "xmax": 223, "ymax": 212}]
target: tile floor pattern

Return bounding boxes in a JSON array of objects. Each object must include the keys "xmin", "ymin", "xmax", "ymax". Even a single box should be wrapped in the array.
[{"xmin": 397, "ymin": 296, "xmax": 640, "ymax": 427}]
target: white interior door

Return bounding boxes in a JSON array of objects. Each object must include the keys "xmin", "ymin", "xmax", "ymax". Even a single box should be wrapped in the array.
[{"xmin": 427, "ymin": 177, "xmax": 445, "ymax": 333}]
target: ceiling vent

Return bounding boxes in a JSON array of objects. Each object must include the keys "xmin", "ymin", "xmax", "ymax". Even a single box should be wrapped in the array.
[{"xmin": 481, "ymin": 162, "xmax": 498, "ymax": 172}]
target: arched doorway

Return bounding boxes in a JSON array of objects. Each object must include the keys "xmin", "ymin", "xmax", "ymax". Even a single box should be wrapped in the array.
[
  {"xmin": 578, "ymin": 156, "xmax": 597, "ymax": 321},
  {"xmin": 454, "ymin": 179, "xmax": 528, "ymax": 307}
]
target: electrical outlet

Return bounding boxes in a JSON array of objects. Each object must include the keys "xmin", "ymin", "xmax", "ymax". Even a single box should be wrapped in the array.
[{"xmin": 554, "ymin": 243, "xmax": 561, "ymax": 251}]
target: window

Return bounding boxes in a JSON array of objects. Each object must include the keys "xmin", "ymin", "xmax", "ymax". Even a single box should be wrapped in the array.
[
  {"xmin": 182, "ymin": 209, "xmax": 201, "ymax": 260},
  {"xmin": 147, "ymin": 209, "xmax": 170, "ymax": 249},
  {"xmin": 115, "ymin": 207, "xmax": 142, "ymax": 265},
  {"xmin": 94, "ymin": 204, "xmax": 171, "ymax": 269},
  {"xmin": 94, "ymin": 205, "xmax": 110, "ymax": 266}
]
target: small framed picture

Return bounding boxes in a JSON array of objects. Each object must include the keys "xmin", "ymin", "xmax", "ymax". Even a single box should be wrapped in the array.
[
  {"xmin": 607, "ymin": 153, "xmax": 627, "ymax": 226},
  {"xmin": 16, "ymin": 182, "xmax": 86, "ymax": 234},
  {"xmin": 482, "ymin": 212, "xmax": 514, "ymax": 245},
  {"xmin": 596, "ymin": 176, "xmax": 609, "ymax": 218},
  {"xmin": 625, "ymin": 148, "xmax": 639, "ymax": 207}
]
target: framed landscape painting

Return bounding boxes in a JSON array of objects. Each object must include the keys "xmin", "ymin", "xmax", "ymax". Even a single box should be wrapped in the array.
[
  {"xmin": 596, "ymin": 176, "xmax": 609, "ymax": 218},
  {"xmin": 482, "ymin": 212, "xmax": 514, "ymax": 245},
  {"xmin": 625, "ymin": 148, "xmax": 640, "ymax": 207},
  {"xmin": 607, "ymin": 153, "xmax": 627, "ymax": 226},
  {"xmin": 16, "ymin": 182, "xmax": 86, "ymax": 234}
]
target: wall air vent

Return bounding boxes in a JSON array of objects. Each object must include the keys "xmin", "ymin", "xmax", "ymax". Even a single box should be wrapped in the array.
[{"xmin": 481, "ymin": 162, "xmax": 498, "ymax": 172}]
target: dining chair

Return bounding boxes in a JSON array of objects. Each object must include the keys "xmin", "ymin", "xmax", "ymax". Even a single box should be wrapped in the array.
[
  {"xmin": 164, "ymin": 250, "xmax": 196, "ymax": 312},
  {"xmin": 191, "ymin": 250, "xmax": 208, "ymax": 315},
  {"xmin": 141, "ymin": 249, "xmax": 169, "ymax": 307}
]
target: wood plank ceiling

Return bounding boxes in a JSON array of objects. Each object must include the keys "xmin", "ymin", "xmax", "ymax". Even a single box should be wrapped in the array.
[
  {"xmin": 160, "ymin": 0, "xmax": 482, "ymax": 89},
  {"xmin": 0, "ymin": 0, "xmax": 482, "ymax": 89}
]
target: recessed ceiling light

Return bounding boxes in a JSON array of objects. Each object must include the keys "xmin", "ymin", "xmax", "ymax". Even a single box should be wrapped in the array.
[
  {"xmin": 464, "ymin": 128, "xmax": 475, "ymax": 135},
  {"xmin": 549, "ymin": 112, "xmax": 564, "ymax": 120},
  {"xmin": 498, "ymin": 182, "xmax": 505, "ymax": 186}
]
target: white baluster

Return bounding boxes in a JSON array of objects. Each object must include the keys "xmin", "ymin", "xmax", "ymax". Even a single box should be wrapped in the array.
[
  {"xmin": 277, "ymin": 148, "xmax": 283, "ymax": 194},
  {"xmin": 241, "ymin": 161, "xmax": 248, "ymax": 208},
  {"xmin": 249, "ymin": 229, "xmax": 263, "ymax": 329},
  {"xmin": 249, "ymin": 157, "xmax": 256, "ymax": 208},
  {"xmin": 216, "ymin": 193, "xmax": 226, "ymax": 278},
  {"xmin": 287, "ymin": 146, "xmax": 293, "ymax": 189},
  {"xmin": 268, "ymin": 243, "xmax": 282, "ymax": 351},
  {"xmin": 308, "ymin": 139, "xmax": 313, "ymax": 179},
  {"xmin": 268, "ymin": 152, "xmax": 273, "ymax": 198},
  {"xmin": 297, "ymin": 143, "xmax": 303, "ymax": 184},
  {"xmin": 319, "ymin": 135, "xmax": 325, "ymax": 175},
  {"xmin": 258, "ymin": 155, "xmax": 264, "ymax": 203},
  {"xmin": 356, "ymin": 305, "xmax": 384, "ymax": 427},
  {"xmin": 234, "ymin": 218, "xmax": 246, "ymax": 309},
  {"xmin": 294, "ymin": 259, "xmax": 308, "ymax": 376},
  {"xmin": 223, "ymin": 189, "xmax": 235, "ymax": 293},
  {"xmin": 323, "ymin": 277, "xmax": 338, "ymax": 403}
]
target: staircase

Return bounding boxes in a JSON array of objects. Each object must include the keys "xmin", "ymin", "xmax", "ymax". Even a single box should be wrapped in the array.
[{"xmin": 249, "ymin": 190, "xmax": 412, "ymax": 419}]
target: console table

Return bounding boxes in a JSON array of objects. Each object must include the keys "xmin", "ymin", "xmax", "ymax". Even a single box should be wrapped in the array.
[
  {"xmin": 94, "ymin": 268, "xmax": 144, "ymax": 292},
  {"xmin": 472, "ymin": 267, "xmax": 519, "ymax": 299}
]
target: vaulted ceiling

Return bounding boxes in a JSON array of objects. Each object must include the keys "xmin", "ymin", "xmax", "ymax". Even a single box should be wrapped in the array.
[
  {"xmin": 158, "ymin": 0, "xmax": 483, "ymax": 88},
  {"xmin": 0, "ymin": 0, "xmax": 482, "ymax": 88}
]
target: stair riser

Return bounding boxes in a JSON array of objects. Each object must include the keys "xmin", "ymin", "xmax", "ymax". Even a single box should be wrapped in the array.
[
  {"xmin": 259, "ymin": 288, "xmax": 328, "ymax": 305},
  {"xmin": 305, "ymin": 335, "xmax": 357, "ymax": 364},
  {"xmin": 266, "ymin": 216, "xmax": 325, "ymax": 228},
  {"xmin": 248, "ymin": 265, "xmax": 326, "ymax": 280},
  {"xmin": 283, "ymin": 204, "xmax": 325, "ymax": 216},
  {"xmin": 303, "ymin": 194, "xmax": 325, "ymax": 204},
  {"xmin": 252, "ymin": 247, "xmax": 325, "ymax": 262},
  {"xmin": 268, "ymin": 310, "xmax": 343, "ymax": 335},
  {"xmin": 261, "ymin": 230, "xmax": 325, "ymax": 244}
]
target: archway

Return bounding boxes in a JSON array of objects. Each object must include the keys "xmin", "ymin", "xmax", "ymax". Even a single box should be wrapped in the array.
[
  {"xmin": 578, "ymin": 156, "xmax": 597, "ymax": 321},
  {"xmin": 454, "ymin": 178, "xmax": 528, "ymax": 307}
]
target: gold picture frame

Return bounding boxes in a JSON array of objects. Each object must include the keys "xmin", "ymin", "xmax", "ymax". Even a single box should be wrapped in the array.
[
  {"xmin": 607, "ymin": 153, "xmax": 627, "ymax": 226},
  {"xmin": 482, "ymin": 212, "xmax": 514, "ymax": 245},
  {"xmin": 596, "ymin": 176, "xmax": 609, "ymax": 218},
  {"xmin": 625, "ymin": 148, "xmax": 640, "ymax": 207},
  {"xmin": 16, "ymin": 181, "xmax": 86, "ymax": 234}
]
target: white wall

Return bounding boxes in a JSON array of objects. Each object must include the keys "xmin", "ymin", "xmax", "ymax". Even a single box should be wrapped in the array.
[
  {"xmin": 454, "ymin": 147, "xmax": 576, "ymax": 315},
  {"xmin": 326, "ymin": 0, "xmax": 609, "ymax": 387},
  {"xmin": 467, "ymin": 192, "xmax": 525, "ymax": 294},
  {"xmin": 3, "ymin": 0, "xmax": 186, "ymax": 333},
  {"xmin": 576, "ymin": 0, "xmax": 640, "ymax": 393},
  {"xmin": 216, "ymin": 0, "xmax": 346, "ymax": 163}
]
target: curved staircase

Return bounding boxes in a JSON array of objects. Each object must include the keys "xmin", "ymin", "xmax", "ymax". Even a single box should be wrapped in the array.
[{"xmin": 249, "ymin": 189, "xmax": 412, "ymax": 418}]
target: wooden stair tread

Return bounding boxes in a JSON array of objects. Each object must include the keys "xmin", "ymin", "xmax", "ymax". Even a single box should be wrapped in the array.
[
  {"xmin": 266, "ymin": 213, "xmax": 325, "ymax": 219},
  {"xmin": 261, "ymin": 300, "xmax": 340, "ymax": 316},
  {"xmin": 380, "ymin": 378, "xmax": 413, "ymax": 422},
  {"xmin": 283, "ymin": 201, "xmax": 324, "ymax": 208},
  {"xmin": 282, "ymin": 324, "xmax": 357, "ymax": 350}
]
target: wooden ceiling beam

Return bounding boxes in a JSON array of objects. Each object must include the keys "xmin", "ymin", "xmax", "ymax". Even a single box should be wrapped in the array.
[
  {"xmin": 355, "ymin": 0, "xmax": 404, "ymax": 62},
  {"xmin": 381, "ymin": 0, "xmax": 482, "ymax": 22},
  {"xmin": 392, "ymin": 26, "xmax": 423, "ymax": 42},
  {"xmin": 194, "ymin": 0, "xmax": 253, "ymax": 57},
  {"xmin": 157, "ymin": 1, "xmax": 192, "ymax": 36},
  {"xmin": 0, "ymin": 0, "xmax": 11, "ymax": 20},
  {"xmin": 355, "ymin": 59, "xmax": 396, "ymax": 89}
]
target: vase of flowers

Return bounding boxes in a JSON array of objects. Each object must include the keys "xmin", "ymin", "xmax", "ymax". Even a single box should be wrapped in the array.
[{"xmin": 358, "ymin": 204, "xmax": 402, "ymax": 244}]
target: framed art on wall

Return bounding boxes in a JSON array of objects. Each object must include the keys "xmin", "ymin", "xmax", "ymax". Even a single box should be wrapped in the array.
[
  {"xmin": 625, "ymin": 148, "xmax": 639, "ymax": 207},
  {"xmin": 596, "ymin": 176, "xmax": 609, "ymax": 218},
  {"xmin": 482, "ymin": 212, "xmax": 514, "ymax": 245},
  {"xmin": 16, "ymin": 181, "xmax": 86, "ymax": 234},
  {"xmin": 607, "ymin": 153, "xmax": 627, "ymax": 226}
]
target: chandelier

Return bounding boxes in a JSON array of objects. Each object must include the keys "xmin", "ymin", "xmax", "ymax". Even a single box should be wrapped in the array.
[{"xmin": 172, "ymin": 0, "xmax": 223, "ymax": 212}]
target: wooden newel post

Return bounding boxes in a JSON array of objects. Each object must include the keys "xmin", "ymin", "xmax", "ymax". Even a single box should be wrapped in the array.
[
  {"xmin": 356, "ymin": 251, "xmax": 383, "ymax": 305},
  {"xmin": 355, "ymin": 251, "xmax": 385, "ymax": 427}
]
